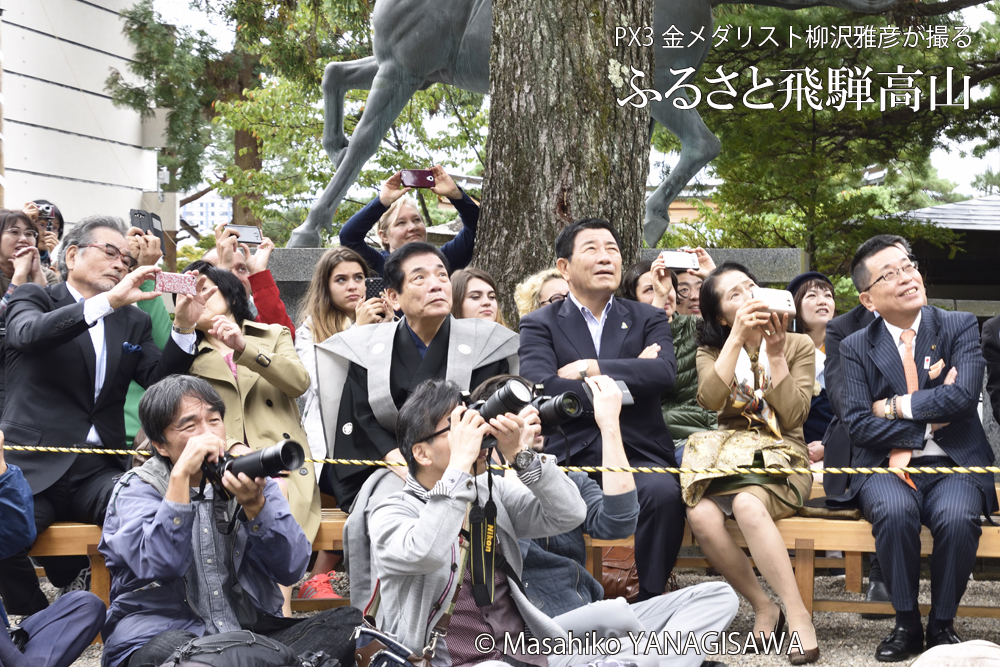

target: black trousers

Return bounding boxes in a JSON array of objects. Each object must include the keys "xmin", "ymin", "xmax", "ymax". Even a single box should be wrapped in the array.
[
  {"xmin": 127, "ymin": 608, "xmax": 362, "ymax": 667},
  {"xmin": 0, "ymin": 453, "xmax": 121, "ymax": 615},
  {"xmin": 572, "ymin": 446, "xmax": 686, "ymax": 601},
  {"xmin": 858, "ymin": 456, "xmax": 984, "ymax": 621}
]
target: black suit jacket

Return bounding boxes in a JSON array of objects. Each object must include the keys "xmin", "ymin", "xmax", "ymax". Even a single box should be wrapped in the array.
[
  {"xmin": 820, "ymin": 304, "xmax": 876, "ymax": 496},
  {"xmin": 2, "ymin": 282, "xmax": 196, "ymax": 492},
  {"xmin": 839, "ymin": 306, "xmax": 998, "ymax": 512},
  {"xmin": 518, "ymin": 296, "xmax": 677, "ymax": 466},
  {"xmin": 981, "ymin": 313, "xmax": 1000, "ymax": 425}
]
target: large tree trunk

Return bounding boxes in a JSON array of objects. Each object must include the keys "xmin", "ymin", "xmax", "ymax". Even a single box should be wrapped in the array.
[
  {"xmin": 230, "ymin": 52, "xmax": 262, "ymax": 227},
  {"xmin": 476, "ymin": 0, "xmax": 653, "ymax": 325}
]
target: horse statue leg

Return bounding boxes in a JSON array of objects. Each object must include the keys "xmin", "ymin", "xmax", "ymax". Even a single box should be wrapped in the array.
[
  {"xmin": 321, "ymin": 56, "xmax": 380, "ymax": 167},
  {"xmin": 643, "ymin": 0, "xmax": 718, "ymax": 247},
  {"xmin": 288, "ymin": 67, "xmax": 424, "ymax": 248}
]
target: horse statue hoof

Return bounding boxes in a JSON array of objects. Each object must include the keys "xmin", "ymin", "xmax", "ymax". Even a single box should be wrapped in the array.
[
  {"xmin": 286, "ymin": 225, "xmax": 323, "ymax": 248},
  {"xmin": 642, "ymin": 213, "xmax": 671, "ymax": 248}
]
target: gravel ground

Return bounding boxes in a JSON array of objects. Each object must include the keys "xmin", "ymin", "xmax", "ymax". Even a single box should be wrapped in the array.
[{"xmin": 52, "ymin": 572, "xmax": 1000, "ymax": 666}]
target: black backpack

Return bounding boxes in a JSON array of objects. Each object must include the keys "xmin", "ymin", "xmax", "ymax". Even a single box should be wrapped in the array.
[{"xmin": 162, "ymin": 631, "xmax": 338, "ymax": 667}]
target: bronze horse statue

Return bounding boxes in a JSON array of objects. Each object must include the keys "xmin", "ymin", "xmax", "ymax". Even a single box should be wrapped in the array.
[{"xmin": 287, "ymin": 0, "xmax": 897, "ymax": 248}]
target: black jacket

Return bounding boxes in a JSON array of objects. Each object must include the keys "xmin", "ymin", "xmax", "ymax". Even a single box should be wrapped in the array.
[
  {"xmin": 981, "ymin": 313, "xmax": 1000, "ymax": 425},
  {"xmin": 2, "ymin": 282, "xmax": 196, "ymax": 492}
]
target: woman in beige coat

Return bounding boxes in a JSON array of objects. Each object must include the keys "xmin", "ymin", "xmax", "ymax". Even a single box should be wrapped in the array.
[
  {"xmin": 187, "ymin": 261, "xmax": 320, "ymax": 614},
  {"xmin": 686, "ymin": 262, "xmax": 818, "ymax": 665}
]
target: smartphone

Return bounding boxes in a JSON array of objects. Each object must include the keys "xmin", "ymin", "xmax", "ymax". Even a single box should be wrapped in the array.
[
  {"xmin": 365, "ymin": 276, "xmax": 385, "ymax": 301},
  {"xmin": 399, "ymin": 169, "xmax": 435, "ymax": 188},
  {"xmin": 659, "ymin": 250, "xmax": 699, "ymax": 271},
  {"xmin": 149, "ymin": 212, "xmax": 165, "ymax": 245},
  {"xmin": 224, "ymin": 224, "xmax": 263, "ymax": 245},
  {"xmin": 752, "ymin": 287, "xmax": 797, "ymax": 318},
  {"xmin": 129, "ymin": 209, "xmax": 151, "ymax": 234},
  {"xmin": 581, "ymin": 379, "xmax": 635, "ymax": 406},
  {"xmin": 155, "ymin": 272, "xmax": 197, "ymax": 295}
]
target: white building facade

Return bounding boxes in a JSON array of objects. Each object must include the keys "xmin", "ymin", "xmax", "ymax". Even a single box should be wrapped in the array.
[
  {"xmin": 179, "ymin": 189, "xmax": 233, "ymax": 236},
  {"xmin": 2, "ymin": 0, "xmax": 172, "ymax": 226}
]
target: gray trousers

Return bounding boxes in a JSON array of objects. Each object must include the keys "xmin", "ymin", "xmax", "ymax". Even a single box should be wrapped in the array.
[{"xmin": 477, "ymin": 582, "xmax": 738, "ymax": 667}]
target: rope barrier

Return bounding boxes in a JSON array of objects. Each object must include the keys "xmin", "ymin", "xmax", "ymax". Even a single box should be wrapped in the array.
[{"xmin": 6, "ymin": 444, "xmax": 1000, "ymax": 476}]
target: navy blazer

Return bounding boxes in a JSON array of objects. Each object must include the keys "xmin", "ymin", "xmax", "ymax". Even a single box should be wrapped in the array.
[
  {"xmin": 518, "ymin": 296, "xmax": 677, "ymax": 466},
  {"xmin": 981, "ymin": 313, "xmax": 1000, "ymax": 425},
  {"xmin": 839, "ymin": 305, "xmax": 997, "ymax": 511}
]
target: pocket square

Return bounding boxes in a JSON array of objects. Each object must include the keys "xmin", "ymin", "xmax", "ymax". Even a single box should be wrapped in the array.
[
  {"xmin": 123, "ymin": 342, "xmax": 142, "ymax": 355},
  {"xmin": 928, "ymin": 359, "xmax": 946, "ymax": 380}
]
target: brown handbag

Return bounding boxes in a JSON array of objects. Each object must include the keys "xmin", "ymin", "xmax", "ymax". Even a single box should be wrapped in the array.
[{"xmin": 600, "ymin": 546, "xmax": 640, "ymax": 603}]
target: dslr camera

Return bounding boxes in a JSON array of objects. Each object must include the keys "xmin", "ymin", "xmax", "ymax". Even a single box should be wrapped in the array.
[
  {"xmin": 201, "ymin": 439, "xmax": 305, "ymax": 501},
  {"xmin": 465, "ymin": 379, "xmax": 583, "ymax": 447}
]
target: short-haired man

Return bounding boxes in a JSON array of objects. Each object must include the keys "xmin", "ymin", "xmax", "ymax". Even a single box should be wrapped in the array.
[
  {"xmin": 317, "ymin": 242, "xmax": 518, "ymax": 511},
  {"xmin": 839, "ymin": 236, "xmax": 998, "ymax": 661},
  {"xmin": 99, "ymin": 375, "xmax": 358, "ymax": 667},
  {"xmin": 519, "ymin": 218, "xmax": 682, "ymax": 601},
  {"xmin": 202, "ymin": 222, "xmax": 295, "ymax": 337},
  {"xmin": 0, "ymin": 216, "xmax": 212, "ymax": 615},
  {"xmin": 368, "ymin": 377, "xmax": 590, "ymax": 667}
]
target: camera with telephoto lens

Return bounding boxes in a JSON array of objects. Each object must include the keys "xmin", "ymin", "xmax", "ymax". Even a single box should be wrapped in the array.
[
  {"xmin": 200, "ymin": 439, "xmax": 305, "ymax": 500},
  {"xmin": 530, "ymin": 387, "xmax": 583, "ymax": 435}
]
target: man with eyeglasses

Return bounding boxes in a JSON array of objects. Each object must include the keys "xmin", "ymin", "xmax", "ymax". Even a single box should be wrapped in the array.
[
  {"xmin": 837, "ymin": 235, "xmax": 997, "ymax": 661},
  {"xmin": 0, "ymin": 216, "xmax": 216, "ymax": 616}
]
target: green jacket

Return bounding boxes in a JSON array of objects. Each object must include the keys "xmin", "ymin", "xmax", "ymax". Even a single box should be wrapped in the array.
[
  {"xmin": 661, "ymin": 314, "xmax": 717, "ymax": 441},
  {"xmin": 123, "ymin": 281, "xmax": 173, "ymax": 445}
]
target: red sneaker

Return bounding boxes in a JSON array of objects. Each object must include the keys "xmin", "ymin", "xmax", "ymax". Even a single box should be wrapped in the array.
[{"xmin": 297, "ymin": 572, "xmax": 343, "ymax": 599}]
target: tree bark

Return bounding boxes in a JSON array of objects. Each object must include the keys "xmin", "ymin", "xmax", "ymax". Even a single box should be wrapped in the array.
[{"xmin": 476, "ymin": 0, "xmax": 653, "ymax": 325}]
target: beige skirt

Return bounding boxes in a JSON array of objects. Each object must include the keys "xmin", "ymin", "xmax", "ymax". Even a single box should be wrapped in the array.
[{"xmin": 705, "ymin": 471, "xmax": 813, "ymax": 521}]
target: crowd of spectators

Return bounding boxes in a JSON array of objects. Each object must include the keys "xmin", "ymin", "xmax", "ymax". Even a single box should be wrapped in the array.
[{"xmin": 0, "ymin": 174, "xmax": 997, "ymax": 667}]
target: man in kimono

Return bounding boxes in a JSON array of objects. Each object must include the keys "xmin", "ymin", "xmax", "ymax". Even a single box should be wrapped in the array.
[{"xmin": 316, "ymin": 242, "xmax": 519, "ymax": 513}]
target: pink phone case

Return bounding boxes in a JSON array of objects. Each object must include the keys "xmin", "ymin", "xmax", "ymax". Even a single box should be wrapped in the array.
[
  {"xmin": 400, "ymin": 169, "xmax": 435, "ymax": 188},
  {"xmin": 155, "ymin": 272, "xmax": 197, "ymax": 295}
]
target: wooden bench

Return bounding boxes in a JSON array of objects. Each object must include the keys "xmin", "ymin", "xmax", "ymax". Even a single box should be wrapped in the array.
[{"xmin": 585, "ymin": 481, "xmax": 1000, "ymax": 619}]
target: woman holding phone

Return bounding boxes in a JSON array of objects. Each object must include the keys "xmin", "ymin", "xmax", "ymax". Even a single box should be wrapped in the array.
[{"xmin": 338, "ymin": 165, "xmax": 478, "ymax": 276}]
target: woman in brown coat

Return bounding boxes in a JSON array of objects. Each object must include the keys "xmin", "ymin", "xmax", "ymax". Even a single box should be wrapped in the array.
[
  {"xmin": 187, "ymin": 261, "xmax": 320, "ymax": 613},
  {"xmin": 686, "ymin": 262, "xmax": 818, "ymax": 664}
]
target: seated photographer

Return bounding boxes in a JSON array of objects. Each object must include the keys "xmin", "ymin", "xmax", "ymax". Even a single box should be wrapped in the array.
[
  {"xmin": 100, "ymin": 375, "xmax": 359, "ymax": 667},
  {"xmin": 338, "ymin": 166, "xmax": 478, "ymax": 276},
  {"xmin": 478, "ymin": 374, "xmax": 738, "ymax": 667},
  {"xmin": 202, "ymin": 223, "xmax": 296, "ymax": 338},
  {"xmin": 368, "ymin": 377, "xmax": 588, "ymax": 667},
  {"xmin": 0, "ymin": 430, "xmax": 106, "ymax": 667}
]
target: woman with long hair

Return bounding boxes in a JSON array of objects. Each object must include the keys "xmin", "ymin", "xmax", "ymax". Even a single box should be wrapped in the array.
[
  {"xmin": 451, "ymin": 267, "xmax": 506, "ymax": 326},
  {"xmin": 686, "ymin": 262, "xmax": 818, "ymax": 664}
]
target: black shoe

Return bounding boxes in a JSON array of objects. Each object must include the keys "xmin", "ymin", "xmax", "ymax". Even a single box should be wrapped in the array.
[
  {"xmin": 875, "ymin": 625, "xmax": 924, "ymax": 662},
  {"xmin": 926, "ymin": 623, "xmax": 962, "ymax": 650},
  {"xmin": 862, "ymin": 580, "xmax": 894, "ymax": 620}
]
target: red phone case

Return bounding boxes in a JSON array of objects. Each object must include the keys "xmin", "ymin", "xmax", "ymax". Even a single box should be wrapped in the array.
[
  {"xmin": 400, "ymin": 169, "xmax": 435, "ymax": 188},
  {"xmin": 155, "ymin": 272, "xmax": 197, "ymax": 295}
]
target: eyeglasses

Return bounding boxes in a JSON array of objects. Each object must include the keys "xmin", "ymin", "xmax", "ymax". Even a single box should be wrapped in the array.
[
  {"xmin": 79, "ymin": 243, "xmax": 138, "ymax": 269},
  {"xmin": 4, "ymin": 227, "xmax": 39, "ymax": 242},
  {"xmin": 676, "ymin": 284, "xmax": 701, "ymax": 300},
  {"xmin": 543, "ymin": 293, "xmax": 568, "ymax": 305},
  {"xmin": 417, "ymin": 424, "xmax": 450, "ymax": 444},
  {"xmin": 863, "ymin": 261, "xmax": 919, "ymax": 292}
]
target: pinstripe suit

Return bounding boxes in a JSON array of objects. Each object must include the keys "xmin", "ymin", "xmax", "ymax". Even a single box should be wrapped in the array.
[{"xmin": 840, "ymin": 305, "xmax": 998, "ymax": 619}]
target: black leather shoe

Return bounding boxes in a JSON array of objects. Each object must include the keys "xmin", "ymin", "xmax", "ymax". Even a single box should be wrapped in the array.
[
  {"xmin": 861, "ymin": 580, "xmax": 894, "ymax": 620},
  {"xmin": 926, "ymin": 624, "xmax": 962, "ymax": 650},
  {"xmin": 875, "ymin": 625, "xmax": 924, "ymax": 662}
]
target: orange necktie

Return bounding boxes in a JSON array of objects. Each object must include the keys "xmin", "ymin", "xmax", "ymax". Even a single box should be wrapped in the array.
[{"xmin": 888, "ymin": 329, "xmax": 919, "ymax": 490}]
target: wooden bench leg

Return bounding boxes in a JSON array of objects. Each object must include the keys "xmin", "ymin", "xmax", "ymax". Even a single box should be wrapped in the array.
[
  {"xmin": 845, "ymin": 551, "xmax": 863, "ymax": 594},
  {"xmin": 794, "ymin": 538, "xmax": 815, "ymax": 618},
  {"xmin": 87, "ymin": 546, "xmax": 110, "ymax": 645},
  {"xmin": 587, "ymin": 546, "xmax": 603, "ymax": 581}
]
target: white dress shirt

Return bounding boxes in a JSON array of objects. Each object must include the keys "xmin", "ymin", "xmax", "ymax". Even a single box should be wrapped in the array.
[
  {"xmin": 66, "ymin": 282, "xmax": 196, "ymax": 446},
  {"xmin": 882, "ymin": 311, "xmax": 947, "ymax": 458},
  {"xmin": 567, "ymin": 291, "xmax": 613, "ymax": 356}
]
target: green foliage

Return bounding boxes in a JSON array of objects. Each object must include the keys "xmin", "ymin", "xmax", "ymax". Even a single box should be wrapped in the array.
[
  {"xmin": 106, "ymin": 0, "xmax": 219, "ymax": 191},
  {"xmin": 973, "ymin": 166, "xmax": 1000, "ymax": 194}
]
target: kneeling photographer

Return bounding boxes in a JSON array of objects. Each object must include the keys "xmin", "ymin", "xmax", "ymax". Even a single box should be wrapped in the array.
[{"xmin": 99, "ymin": 375, "xmax": 359, "ymax": 667}]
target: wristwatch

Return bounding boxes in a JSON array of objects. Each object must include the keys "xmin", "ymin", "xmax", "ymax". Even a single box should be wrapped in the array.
[
  {"xmin": 511, "ymin": 448, "xmax": 537, "ymax": 472},
  {"xmin": 577, "ymin": 360, "xmax": 589, "ymax": 380},
  {"xmin": 884, "ymin": 397, "xmax": 896, "ymax": 420}
]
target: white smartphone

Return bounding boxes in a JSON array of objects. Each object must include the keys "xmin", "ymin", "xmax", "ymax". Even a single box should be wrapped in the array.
[
  {"xmin": 752, "ymin": 287, "xmax": 797, "ymax": 318},
  {"xmin": 659, "ymin": 250, "xmax": 699, "ymax": 271}
]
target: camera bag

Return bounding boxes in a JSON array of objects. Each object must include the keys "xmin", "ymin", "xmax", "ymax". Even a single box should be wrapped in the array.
[{"xmin": 162, "ymin": 630, "xmax": 338, "ymax": 667}]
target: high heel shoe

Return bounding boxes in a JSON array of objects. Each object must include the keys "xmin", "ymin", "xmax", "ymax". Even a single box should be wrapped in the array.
[
  {"xmin": 789, "ymin": 646, "xmax": 820, "ymax": 665},
  {"xmin": 746, "ymin": 607, "xmax": 786, "ymax": 653}
]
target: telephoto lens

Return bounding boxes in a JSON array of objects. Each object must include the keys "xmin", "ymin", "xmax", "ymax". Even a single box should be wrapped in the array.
[
  {"xmin": 227, "ymin": 440, "xmax": 306, "ymax": 480},
  {"xmin": 531, "ymin": 392, "xmax": 583, "ymax": 435},
  {"xmin": 468, "ymin": 379, "xmax": 533, "ymax": 424}
]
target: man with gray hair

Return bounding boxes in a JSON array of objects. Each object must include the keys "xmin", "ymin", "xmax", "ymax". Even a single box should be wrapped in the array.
[{"xmin": 0, "ymin": 215, "xmax": 215, "ymax": 616}]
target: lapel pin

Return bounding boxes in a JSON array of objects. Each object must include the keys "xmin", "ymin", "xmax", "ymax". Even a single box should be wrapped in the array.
[
  {"xmin": 931, "ymin": 344, "xmax": 937, "ymax": 350},
  {"xmin": 621, "ymin": 322, "xmax": 628, "ymax": 330},
  {"xmin": 924, "ymin": 356, "xmax": 931, "ymax": 370}
]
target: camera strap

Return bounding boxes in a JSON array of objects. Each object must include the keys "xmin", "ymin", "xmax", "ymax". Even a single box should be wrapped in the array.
[{"xmin": 470, "ymin": 465, "xmax": 498, "ymax": 607}]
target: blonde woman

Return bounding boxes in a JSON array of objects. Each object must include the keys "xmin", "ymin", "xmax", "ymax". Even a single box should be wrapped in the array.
[
  {"xmin": 338, "ymin": 165, "xmax": 478, "ymax": 276},
  {"xmin": 514, "ymin": 267, "xmax": 568, "ymax": 317}
]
